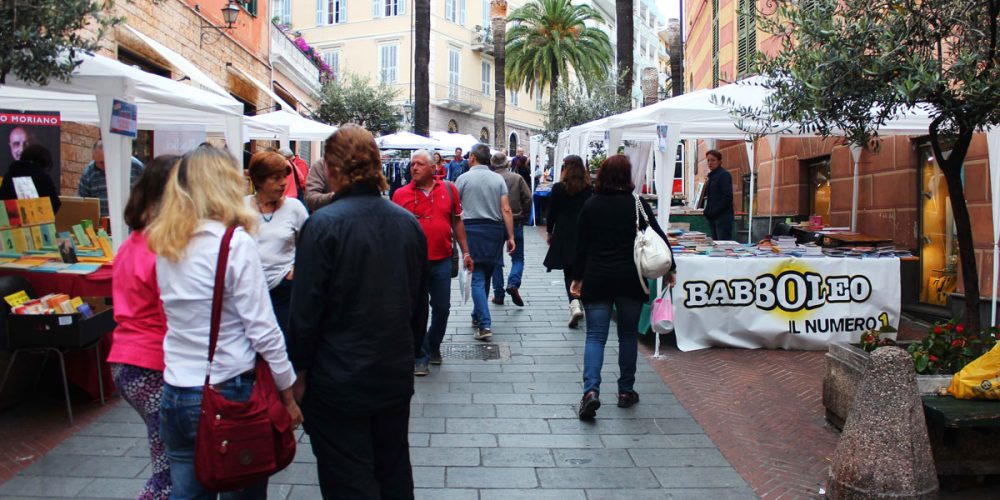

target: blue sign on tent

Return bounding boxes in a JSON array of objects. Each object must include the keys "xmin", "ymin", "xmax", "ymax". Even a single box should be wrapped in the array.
[{"xmin": 109, "ymin": 99, "xmax": 137, "ymax": 138}]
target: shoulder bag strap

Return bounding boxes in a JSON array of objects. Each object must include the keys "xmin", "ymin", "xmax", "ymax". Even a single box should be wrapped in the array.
[
  {"xmin": 443, "ymin": 181, "xmax": 458, "ymax": 228},
  {"xmin": 205, "ymin": 225, "xmax": 238, "ymax": 386}
]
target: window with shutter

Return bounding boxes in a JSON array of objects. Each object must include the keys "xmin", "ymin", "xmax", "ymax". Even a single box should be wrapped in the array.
[
  {"xmin": 323, "ymin": 51, "xmax": 340, "ymax": 78},
  {"xmin": 448, "ymin": 50, "xmax": 460, "ymax": 98},
  {"xmin": 379, "ymin": 45, "xmax": 398, "ymax": 83},
  {"xmin": 460, "ymin": 0, "xmax": 466, "ymax": 25},
  {"xmin": 737, "ymin": 0, "xmax": 757, "ymax": 77},
  {"xmin": 446, "ymin": 0, "xmax": 456, "ymax": 22},
  {"xmin": 482, "ymin": 0, "xmax": 490, "ymax": 26},
  {"xmin": 711, "ymin": 0, "xmax": 720, "ymax": 88},
  {"xmin": 510, "ymin": 89, "xmax": 518, "ymax": 106},
  {"xmin": 481, "ymin": 61, "xmax": 491, "ymax": 95}
]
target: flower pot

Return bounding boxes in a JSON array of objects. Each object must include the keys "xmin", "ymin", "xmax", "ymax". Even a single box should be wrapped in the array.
[{"xmin": 823, "ymin": 341, "xmax": 952, "ymax": 429}]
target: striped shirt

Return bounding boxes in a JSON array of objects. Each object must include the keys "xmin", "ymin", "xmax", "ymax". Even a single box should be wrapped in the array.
[{"xmin": 77, "ymin": 159, "xmax": 145, "ymax": 218}]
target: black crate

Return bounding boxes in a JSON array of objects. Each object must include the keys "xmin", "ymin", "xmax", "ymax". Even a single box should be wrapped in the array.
[{"xmin": 5, "ymin": 306, "xmax": 115, "ymax": 350}]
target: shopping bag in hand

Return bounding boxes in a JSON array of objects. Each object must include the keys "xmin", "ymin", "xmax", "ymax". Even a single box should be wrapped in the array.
[
  {"xmin": 948, "ymin": 343, "xmax": 1000, "ymax": 399},
  {"xmin": 650, "ymin": 285, "xmax": 674, "ymax": 334}
]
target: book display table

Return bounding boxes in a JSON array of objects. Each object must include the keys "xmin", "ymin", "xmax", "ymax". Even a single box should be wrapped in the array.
[{"xmin": 670, "ymin": 254, "xmax": 901, "ymax": 351}]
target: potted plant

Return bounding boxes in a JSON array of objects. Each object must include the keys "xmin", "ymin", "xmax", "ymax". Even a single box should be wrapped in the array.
[{"xmin": 823, "ymin": 321, "xmax": 997, "ymax": 429}]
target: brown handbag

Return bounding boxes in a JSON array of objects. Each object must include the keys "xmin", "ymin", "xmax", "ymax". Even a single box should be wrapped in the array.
[{"xmin": 194, "ymin": 226, "xmax": 296, "ymax": 491}]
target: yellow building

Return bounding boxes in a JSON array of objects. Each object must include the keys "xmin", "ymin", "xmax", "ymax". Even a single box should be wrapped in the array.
[{"xmin": 289, "ymin": 0, "xmax": 546, "ymax": 151}]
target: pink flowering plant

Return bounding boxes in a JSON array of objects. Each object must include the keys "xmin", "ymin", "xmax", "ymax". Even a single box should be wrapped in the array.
[{"xmin": 293, "ymin": 37, "xmax": 334, "ymax": 81}]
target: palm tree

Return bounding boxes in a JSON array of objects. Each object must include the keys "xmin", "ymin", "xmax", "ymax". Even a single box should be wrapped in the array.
[
  {"xmin": 414, "ymin": 0, "xmax": 430, "ymax": 135},
  {"xmin": 615, "ymin": 0, "xmax": 633, "ymax": 100},
  {"xmin": 505, "ymin": 0, "xmax": 613, "ymax": 109}
]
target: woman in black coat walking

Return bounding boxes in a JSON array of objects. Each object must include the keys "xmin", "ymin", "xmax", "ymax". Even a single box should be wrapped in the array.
[
  {"xmin": 542, "ymin": 155, "xmax": 592, "ymax": 328},
  {"xmin": 570, "ymin": 154, "xmax": 675, "ymax": 420}
]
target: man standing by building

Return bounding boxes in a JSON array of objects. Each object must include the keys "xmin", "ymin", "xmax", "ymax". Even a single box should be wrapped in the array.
[
  {"xmin": 457, "ymin": 143, "xmax": 515, "ymax": 340},
  {"xmin": 393, "ymin": 149, "xmax": 473, "ymax": 375},
  {"xmin": 447, "ymin": 147, "xmax": 468, "ymax": 181},
  {"xmin": 77, "ymin": 140, "xmax": 145, "ymax": 218},
  {"xmin": 700, "ymin": 149, "xmax": 734, "ymax": 241},
  {"xmin": 488, "ymin": 152, "xmax": 531, "ymax": 307}
]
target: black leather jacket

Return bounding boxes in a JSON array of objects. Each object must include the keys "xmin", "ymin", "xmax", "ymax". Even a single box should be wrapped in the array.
[{"xmin": 287, "ymin": 183, "xmax": 429, "ymax": 416}]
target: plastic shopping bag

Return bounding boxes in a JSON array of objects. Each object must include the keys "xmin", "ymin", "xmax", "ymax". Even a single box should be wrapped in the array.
[
  {"xmin": 650, "ymin": 285, "xmax": 674, "ymax": 334},
  {"xmin": 948, "ymin": 343, "xmax": 1000, "ymax": 399}
]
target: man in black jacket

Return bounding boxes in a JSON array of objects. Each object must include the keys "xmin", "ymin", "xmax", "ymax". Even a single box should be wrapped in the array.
[
  {"xmin": 700, "ymin": 149, "xmax": 735, "ymax": 240},
  {"xmin": 288, "ymin": 125, "xmax": 429, "ymax": 499}
]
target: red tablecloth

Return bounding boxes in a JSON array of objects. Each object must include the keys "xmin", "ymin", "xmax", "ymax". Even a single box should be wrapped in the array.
[{"xmin": 0, "ymin": 265, "xmax": 115, "ymax": 400}]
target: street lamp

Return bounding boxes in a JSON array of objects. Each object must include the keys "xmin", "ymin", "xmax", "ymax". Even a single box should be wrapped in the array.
[{"xmin": 199, "ymin": 1, "xmax": 242, "ymax": 46}]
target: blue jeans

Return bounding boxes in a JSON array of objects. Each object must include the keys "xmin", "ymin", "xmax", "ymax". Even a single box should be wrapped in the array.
[
  {"xmin": 160, "ymin": 375, "xmax": 267, "ymax": 500},
  {"xmin": 582, "ymin": 297, "xmax": 642, "ymax": 396},
  {"xmin": 417, "ymin": 259, "xmax": 453, "ymax": 363},
  {"xmin": 471, "ymin": 262, "xmax": 496, "ymax": 329},
  {"xmin": 492, "ymin": 224, "xmax": 524, "ymax": 297}
]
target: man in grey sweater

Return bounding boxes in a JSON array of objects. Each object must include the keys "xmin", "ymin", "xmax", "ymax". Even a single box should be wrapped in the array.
[{"xmin": 488, "ymin": 152, "xmax": 532, "ymax": 306}]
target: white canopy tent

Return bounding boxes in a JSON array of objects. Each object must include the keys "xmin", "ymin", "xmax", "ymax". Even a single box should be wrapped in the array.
[
  {"xmin": 987, "ymin": 127, "xmax": 1000, "ymax": 326},
  {"xmin": 0, "ymin": 52, "xmax": 249, "ymax": 249},
  {"xmin": 245, "ymin": 111, "xmax": 336, "ymax": 147},
  {"xmin": 376, "ymin": 131, "xmax": 441, "ymax": 150},
  {"xmin": 430, "ymin": 132, "xmax": 480, "ymax": 154}
]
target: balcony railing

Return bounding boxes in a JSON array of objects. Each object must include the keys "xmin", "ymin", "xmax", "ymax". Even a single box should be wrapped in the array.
[
  {"xmin": 270, "ymin": 23, "xmax": 321, "ymax": 93},
  {"xmin": 433, "ymin": 82, "xmax": 485, "ymax": 113},
  {"xmin": 471, "ymin": 25, "xmax": 494, "ymax": 55}
]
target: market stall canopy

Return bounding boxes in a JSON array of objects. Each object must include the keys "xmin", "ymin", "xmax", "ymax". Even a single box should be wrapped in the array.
[
  {"xmin": 430, "ymin": 132, "xmax": 481, "ymax": 153},
  {"xmin": 121, "ymin": 25, "xmax": 230, "ymax": 97},
  {"xmin": 246, "ymin": 111, "xmax": 336, "ymax": 141},
  {"xmin": 377, "ymin": 131, "xmax": 441, "ymax": 150},
  {"xmin": 0, "ymin": 52, "xmax": 252, "ymax": 249}
]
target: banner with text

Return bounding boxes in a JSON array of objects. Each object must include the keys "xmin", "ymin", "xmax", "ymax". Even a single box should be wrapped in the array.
[{"xmin": 672, "ymin": 255, "xmax": 900, "ymax": 351}]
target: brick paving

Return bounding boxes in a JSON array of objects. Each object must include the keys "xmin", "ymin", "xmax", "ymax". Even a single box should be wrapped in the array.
[{"xmin": 0, "ymin": 226, "xmax": 755, "ymax": 499}]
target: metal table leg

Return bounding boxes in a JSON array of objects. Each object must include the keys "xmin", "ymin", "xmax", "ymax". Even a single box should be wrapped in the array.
[{"xmin": 53, "ymin": 349, "xmax": 73, "ymax": 425}]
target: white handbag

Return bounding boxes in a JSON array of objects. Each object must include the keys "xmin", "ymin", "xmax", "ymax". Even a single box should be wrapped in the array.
[{"xmin": 633, "ymin": 194, "xmax": 672, "ymax": 294}]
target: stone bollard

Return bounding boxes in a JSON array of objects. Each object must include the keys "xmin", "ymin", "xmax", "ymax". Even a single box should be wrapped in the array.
[{"xmin": 827, "ymin": 346, "xmax": 938, "ymax": 499}]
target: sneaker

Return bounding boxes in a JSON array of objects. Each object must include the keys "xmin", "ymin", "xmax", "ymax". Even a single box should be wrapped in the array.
[
  {"xmin": 568, "ymin": 299, "xmax": 584, "ymax": 328},
  {"xmin": 474, "ymin": 328, "xmax": 492, "ymax": 341},
  {"xmin": 429, "ymin": 349, "xmax": 443, "ymax": 365},
  {"xmin": 472, "ymin": 316, "xmax": 480, "ymax": 328},
  {"xmin": 506, "ymin": 286, "xmax": 524, "ymax": 307},
  {"xmin": 491, "ymin": 295, "xmax": 504, "ymax": 305},
  {"xmin": 578, "ymin": 391, "xmax": 601, "ymax": 420},
  {"xmin": 414, "ymin": 361, "xmax": 430, "ymax": 376},
  {"xmin": 617, "ymin": 391, "xmax": 640, "ymax": 408}
]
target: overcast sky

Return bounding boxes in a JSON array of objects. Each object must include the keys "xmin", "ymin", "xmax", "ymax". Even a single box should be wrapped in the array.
[{"xmin": 656, "ymin": 0, "xmax": 682, "ymax": 25}]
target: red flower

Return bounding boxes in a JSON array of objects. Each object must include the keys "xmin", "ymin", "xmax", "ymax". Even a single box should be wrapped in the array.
[
  {"xmin": 929, "ymin": 355, "xmax": 939, "ymax": 362},
  {"xmin": 952, "ymin": 339, "xmax": 966, "ymax": 348},
  {"xmin": 933, "ymin": 325, "xmax": 943, "ymax": 334},
  {"xmin": 956, "ymin": 324, "xmax": 965, "ymax": 334},
  {"xmin": 944, "ymin": 323, "xmax": 953, "ymax": 331}
]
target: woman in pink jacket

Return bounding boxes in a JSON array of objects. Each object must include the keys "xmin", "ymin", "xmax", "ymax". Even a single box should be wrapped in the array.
[{"xmin": 106, "ymin": 155, "xmax": 178, "ymax": 500}]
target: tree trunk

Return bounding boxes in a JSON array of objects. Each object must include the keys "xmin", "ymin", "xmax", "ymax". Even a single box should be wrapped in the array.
[
  {"xmin": 547, "ymin": 59, "xmax": 559, "ymax": 110},
  {"xmin": 930, "ymin": 120, "xmax": 979, "ymax": 334},
  {"xmin": 414, "ymin": 0, "xmax": 431, "ymax": 136},
  {"xmin": 615, "ymin": 0, "xmax": 634, "ymax": 100},
  {"xmin": 492, "ymin": 0, "xmax": 507, "ymax": 151}
]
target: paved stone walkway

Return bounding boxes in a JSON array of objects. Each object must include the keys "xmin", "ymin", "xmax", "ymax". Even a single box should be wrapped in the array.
[{"xmin": 0, "ymin": 227, "xmax": 754, "ymax": 499}]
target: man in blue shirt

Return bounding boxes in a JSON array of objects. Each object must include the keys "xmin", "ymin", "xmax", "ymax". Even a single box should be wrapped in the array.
[
  {"xmin": 77, "ymin": 140, "xmax": 145, "ymax": 218},
  {"xmin": 446, "ymin": 147, "xmax": 468, "ymax": 181}
]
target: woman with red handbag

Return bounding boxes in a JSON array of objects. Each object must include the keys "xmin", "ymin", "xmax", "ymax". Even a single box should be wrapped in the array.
[{"xmin": 147, "ymin": 145, "xmax": 303, "ymax": 499}]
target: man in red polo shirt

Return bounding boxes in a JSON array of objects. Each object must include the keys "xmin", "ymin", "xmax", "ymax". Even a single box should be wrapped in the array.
[{"xmin": 393, "ymin": 149, "xmax": 473, "ymax": 375}]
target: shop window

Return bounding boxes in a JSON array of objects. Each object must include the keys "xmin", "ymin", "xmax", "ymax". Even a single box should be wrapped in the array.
[
  {"xmin": 918, "ymin": 143, "xmax": 959, "ymax": 305},
  {"xmin": 805, "ymin": 156, "xmax": 831, "ymax": 224}
]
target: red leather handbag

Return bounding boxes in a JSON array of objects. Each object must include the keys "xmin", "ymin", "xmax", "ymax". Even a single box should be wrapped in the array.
[{"xmin": 194, "ymin": 226, "xmax": 296, "ymax": 492}]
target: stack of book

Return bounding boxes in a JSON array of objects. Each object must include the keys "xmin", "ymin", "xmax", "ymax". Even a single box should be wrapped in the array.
[{"xmin": 4, "ymin": 290, "xmax": 93, "ymax": 317}]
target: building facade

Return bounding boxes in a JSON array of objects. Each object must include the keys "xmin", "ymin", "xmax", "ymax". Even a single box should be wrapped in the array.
[
  {"xmin": 683, "ymin": 0, "xmax": 995, "ymax": 309},
  {"xmin": 59, "ymin": 0, "xmax": 323, "ymax": 193},
  {"xmin": 291, "ymin": 0, "xmax": 547, "ymax": 151}
]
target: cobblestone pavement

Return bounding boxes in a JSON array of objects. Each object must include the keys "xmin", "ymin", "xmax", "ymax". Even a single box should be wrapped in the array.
[{"xmin": 0, "ymin": 226, "xmax": 754, "ymax": 499}]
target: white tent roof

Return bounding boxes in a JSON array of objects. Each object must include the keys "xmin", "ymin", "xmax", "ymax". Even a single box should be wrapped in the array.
[
  {"xmin": 430, "ymin": 132, "xmax": 481, "ymax": 153},
  {"xmin": 377, "ymin": 131, "xmax": 441, "ymax": 150},
  {"xmin": 246, "ymin": 111, "xmax": 336, "ymax": 141},
  {"xmin": 0, "ymin": 52, "xmax": 252, "ymax": 249}
]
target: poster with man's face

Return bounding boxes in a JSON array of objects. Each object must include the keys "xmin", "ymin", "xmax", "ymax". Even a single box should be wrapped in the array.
[{"xmin": 0, "ymin": 110, "xmax": 62, "ymax": 190}]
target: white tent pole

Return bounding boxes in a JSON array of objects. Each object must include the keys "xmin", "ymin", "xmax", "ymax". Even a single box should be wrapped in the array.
[
  {"xmin": 744, "ymin": 140, "xmax": 755, "ymax": 244},
  {"xmin": 987, "ymin": 126, "xmax": 1000, "ymax": 326},
  {"xmin": 280, "ymin": 133, "xmax": 291, "ymax": 151},
  {"xmin": 850, "ymin": 145, "xmax": 863, "ymax": 232},
  {"xmin": 224, "ymin": 115, "xmax": 243, "ymax": 165},
  {"xmin": 766, "ymin": 135, "xmax": 779, "ymax": 235},
  {"xmin": 96, "ymin": 94, "xmax": 133, "ymax": 252},
  {"xmin": 609, "ymin": 129, "xmax": 624, "ymax": 156}
]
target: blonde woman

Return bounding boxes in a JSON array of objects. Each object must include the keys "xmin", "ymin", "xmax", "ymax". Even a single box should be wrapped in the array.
[{"xmin": 146, "ymin": 146, "xmax": 303, "ymax": 499}]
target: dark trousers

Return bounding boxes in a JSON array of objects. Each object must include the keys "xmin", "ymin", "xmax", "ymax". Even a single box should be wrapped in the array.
[
  {"xmin": 303, "ymin": 397, "xmax": 413, "ymax": 500},
  {"xmin": 270, "ymin": 278, "xmax": 293, "ymax": 338},
  {"xmin": 707, "ymin": 214, "xmax": 734, "ymax": 241}
]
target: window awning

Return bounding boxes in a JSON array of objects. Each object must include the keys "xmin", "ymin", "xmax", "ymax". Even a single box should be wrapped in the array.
[
  {"xmin": 226, "ymin": 63, "xmax": 295, "ymax": 113},
  {"xmin": 272, "ymin": 80, "xmax": 315, "ymax": 115},
  {"xmin": 122, "ymin": 25, "xmax": 230, "ymax": 98}
]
